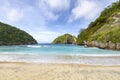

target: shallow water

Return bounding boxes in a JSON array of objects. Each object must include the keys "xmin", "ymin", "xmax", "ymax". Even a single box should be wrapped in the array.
[{"xmin": 0, "ymin": 44, "xmax": 120, "ymax": 65}]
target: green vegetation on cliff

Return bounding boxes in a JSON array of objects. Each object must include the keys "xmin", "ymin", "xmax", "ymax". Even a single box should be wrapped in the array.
[
  {"xmin": 77, "ymin": 1, "xmax": 120, "ymax": 44},
  {"xmin": 52, "ymin": 34, "xmax": 76, "ymax": 44},
  {"xmin": 0, "ymin": 22, "xmax": 37, "ymax": 45}
]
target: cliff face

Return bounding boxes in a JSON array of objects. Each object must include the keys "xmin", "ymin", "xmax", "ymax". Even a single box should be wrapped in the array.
[
  {"xmin": 85, "ymin": 41, "xmax": 120, "ymax": 50},
  {"xmin": 52, "ymin": 34, "xmax": 76, "ymax": 44},
  {"xmin": 0, "ymin": 22, "xmax": 37, "ymax": 45},
  {"xmin": 77, "ymin": 1, "xmax": 120, "ymax": 50}
]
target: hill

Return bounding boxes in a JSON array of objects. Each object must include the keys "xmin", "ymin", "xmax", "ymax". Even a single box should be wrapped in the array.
[
  {"xmin": 52, "ymin": 34, "xmax": 76, "ymax": 44},
  {"xmin": 0, "ymin": 22, "xmax": 37, "ymax": 45},
  {"xmin": 77, "ymin": 1, "xmax": 120, "ymax": 50}
]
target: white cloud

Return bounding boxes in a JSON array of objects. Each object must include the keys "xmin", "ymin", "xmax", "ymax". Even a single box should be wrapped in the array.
[
  {"xmin": 68, "ymin": 0, "xmax": 101, "ymax": 22},
  {"xmin": 0, "ymin": 1, "xmax": 23, "ymax": 22},
  {"xmin": 37, "ymin": 0, "xmax": 70, "ymax": 20},
  {"xmin": 25, "ymin": 26, "xmax": 62, "ymax": 43},
  {"xmin": 6, "ymin": 9, "xmax": 23, "ymax": 22},
  {"xmin": 31, "ymin": 31, "xmax": 61, "ymax": 43},
  {"xmin": 45, "ymin": 0, "xmax": 70, "ymax": 11},
  {"xmin": 42, "ymin": 10, "xmax": 59, "ymax": 21},
  {"xmin": 37, "ymin": 0, "xmax": 58, "ymax": 20}
]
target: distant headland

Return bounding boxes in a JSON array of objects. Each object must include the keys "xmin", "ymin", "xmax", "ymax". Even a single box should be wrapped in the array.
[
  {"xmin": 0, "ymin": 22, "xmax": 37, "ymax": 45},
  {"xmin": 52, "ymin": 34, "xmax": 76, "ymax": 44}
]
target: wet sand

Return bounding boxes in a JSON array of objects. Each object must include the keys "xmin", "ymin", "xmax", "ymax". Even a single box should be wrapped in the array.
[{"xmin": 0, "ymin": 62, "xmax": 120, "ymax": 80}]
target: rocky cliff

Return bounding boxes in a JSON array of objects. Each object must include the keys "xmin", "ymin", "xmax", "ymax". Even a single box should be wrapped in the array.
[
  {"xmin": 77, "ymin": 1, "xmax": 120, "ymax": 50},
  {"xmin": 84, "ymin": 41, "xmax": 120, "ymax": 50}
]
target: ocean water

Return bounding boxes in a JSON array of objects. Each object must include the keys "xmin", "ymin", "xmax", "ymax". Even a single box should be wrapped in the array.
[{"xmin": 0, "ymin": 44, "xmax": 120, "ymax": 65}]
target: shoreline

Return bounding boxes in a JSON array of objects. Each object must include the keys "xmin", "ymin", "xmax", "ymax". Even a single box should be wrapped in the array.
[
  {"xmin": 84, "ymin": 41, "xmax": 120, "ymax": 50},
  {"xmin": 1, "ymin": 54, "xmax": 120, "ymax": 65},
  {"xmin": 1, "ymin": 53, "xmax": 120, "ymax": 65},
  {"xmin": 1, "ymin": 61, "xmax": 120, "ymax": 66},
  {"xmin": 0, "ymin": 61, "xmax": 120, "ymax": 67},
  {"xmin": 0, "ymin": 62, "xmax": 120, "ymax": 80}
]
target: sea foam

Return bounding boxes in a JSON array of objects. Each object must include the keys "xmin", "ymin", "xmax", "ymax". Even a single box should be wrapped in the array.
[{"xmin": 27, "ymin": 45, "xmax": 41, "ymax": 48}]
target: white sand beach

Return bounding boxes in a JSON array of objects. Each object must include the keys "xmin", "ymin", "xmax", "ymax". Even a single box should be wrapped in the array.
[{"xmin": 0, "ymin": 62, "xmax": 120, "ymax": 80}]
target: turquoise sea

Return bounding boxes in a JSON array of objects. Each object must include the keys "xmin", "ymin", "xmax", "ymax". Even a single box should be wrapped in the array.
[{"xmin": 0, "ymin": 44, "xmax": 120, "ymax": 65}]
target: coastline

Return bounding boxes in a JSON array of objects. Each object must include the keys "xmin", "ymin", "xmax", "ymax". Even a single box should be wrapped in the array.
[
  {"xmin": 1, "ymin": 53, "xmax": 120, "ymax": 65},
  {"xmin": 84, "ymin": 41, "xmax": 120, "ymax": 50},
  {"xmin": 0, "ymin": 62, "xmax": 120, "ymax": 80}
]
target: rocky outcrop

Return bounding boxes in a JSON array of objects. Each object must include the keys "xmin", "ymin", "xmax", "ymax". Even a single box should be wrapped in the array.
[
  {"xmin": 65, "ymin": 36, "xmax": 73, "ymax": 44},
  {"xmin": 52, "ymin": 34, "xmax": 76, "ymax": 44},
  {"xmin": 85, "ymin": 41, "xmax": 120, "ymax": 50},
  {"xmin": 116, "ymin": 43, "xmax": 120, "ymax": 50}
]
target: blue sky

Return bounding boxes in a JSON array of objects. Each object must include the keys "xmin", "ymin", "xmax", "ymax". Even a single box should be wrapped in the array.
[{"xmin": 0, "ymin": 0, "xmax": 117, "ymax": 43}]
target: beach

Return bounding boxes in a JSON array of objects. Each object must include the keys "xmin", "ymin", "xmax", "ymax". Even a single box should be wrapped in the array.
[
  {"xmin": 0, "ymin": 45, "xmax": 120, "ymax": 80},
  {"xmin": 0, "ymin": 62, "xmax": 120, "ymax": 80}
]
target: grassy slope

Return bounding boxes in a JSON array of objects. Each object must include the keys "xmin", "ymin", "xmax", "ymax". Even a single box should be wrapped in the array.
[
  {"xmin": 0, "ymin": 22, "xmax": 37, "ymax": 45},
  {"xmin": 77, "ymin": 1, "xmax": 120, "ymax": 44},
  {"xmin": 52, "ymin": 34, "xmax": 76, "ymax": 44}
]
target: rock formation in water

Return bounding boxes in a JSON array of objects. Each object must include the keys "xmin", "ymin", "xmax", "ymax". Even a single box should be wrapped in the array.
[{"xmin": 52, "ymin": 34, "xmax": 76, "ymax": 44}]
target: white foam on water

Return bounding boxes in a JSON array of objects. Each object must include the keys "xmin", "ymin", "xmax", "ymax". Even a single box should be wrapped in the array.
[
  {"xmin": 27, "ymin": 45, "xmax": 41, "ymax": 48},
  {"xmin": 69, "ymin": 53, "xmax": 120, "ymax": 57},
  {"xmin": 0, "ymin": 53, "xmax": 120, "ymax": 65}
]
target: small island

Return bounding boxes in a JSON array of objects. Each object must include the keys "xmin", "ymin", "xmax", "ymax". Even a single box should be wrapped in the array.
[
  {"xmin": 0, "ymin": 22, "xmax": 37, "ymax": 45},
  {"xmin": 52, "ymin": 34, "xmax": 76, "ymax": 44}
]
